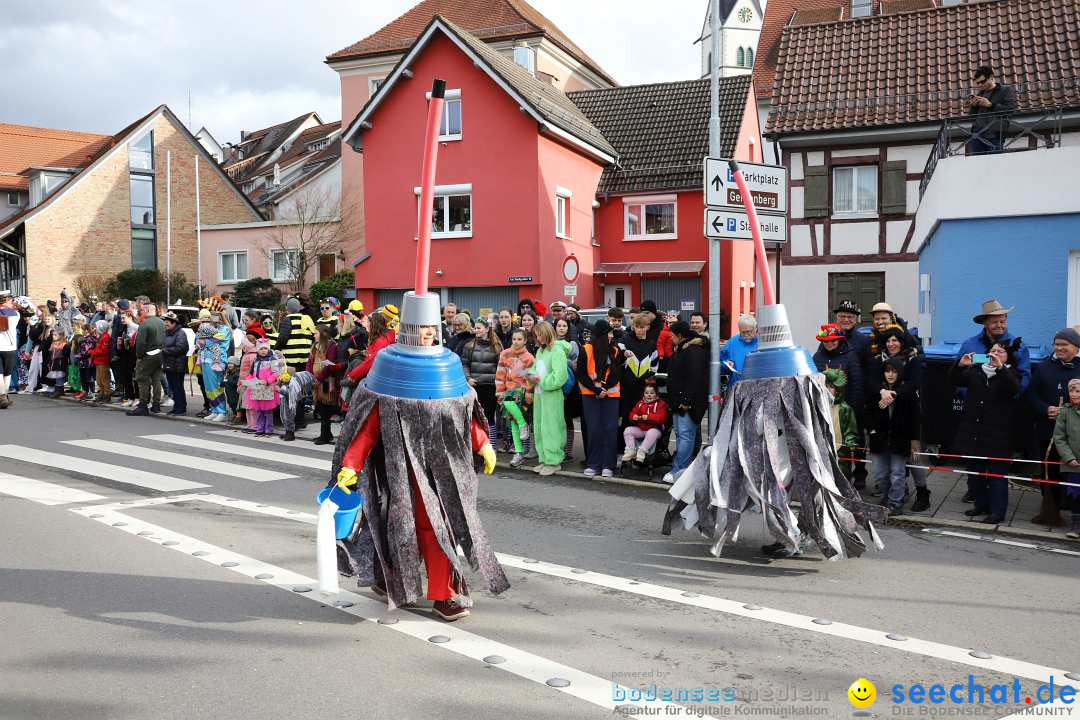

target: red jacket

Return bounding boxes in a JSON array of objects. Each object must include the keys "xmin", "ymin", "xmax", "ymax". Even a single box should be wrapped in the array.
[
  {"xmin": 342, "ymin": 404, "xmax": 489, "ymax": 472},
  {"xmin": 90, "ymin": 332, "xmax": 111, "ymax": 366},
  {"xmin": 630, "ymin": 398, "xmax": 669, "ymax": 431},
  {"xmin": 656, "ymin": 324, "xmax": 674, "ymax": 360},
  {"xmin": 347, "ymin": 330, "xmax": 396, "ymax": 383}
]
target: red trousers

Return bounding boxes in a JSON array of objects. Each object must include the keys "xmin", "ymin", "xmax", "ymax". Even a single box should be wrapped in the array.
[{"xmin": 411, "ymin": 478, "xmax": 455, "ymax": 601}]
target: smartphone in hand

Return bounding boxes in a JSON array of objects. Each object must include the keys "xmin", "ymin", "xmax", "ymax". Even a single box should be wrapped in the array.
[{"xmin": 972, "ymin": 353, "xmax": 990, "ymax": 365}]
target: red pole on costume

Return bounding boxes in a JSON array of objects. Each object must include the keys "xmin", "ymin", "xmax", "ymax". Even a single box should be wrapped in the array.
[
  {"xmin": 728, "ymin": 159, "xmax": 776, "ymax": 306},
  {"xmin": 414, "ymin": 79, "xmax": 446, "ymax": 296}
]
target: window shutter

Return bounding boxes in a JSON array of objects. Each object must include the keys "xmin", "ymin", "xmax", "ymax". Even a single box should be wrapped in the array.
[
  {"xmin": 881, "ymin": 160, "xmax": 907, "ymax": 215},
  {"xmin": 803, "ymin": 165, "xmax": 828, "ymax": 218}
]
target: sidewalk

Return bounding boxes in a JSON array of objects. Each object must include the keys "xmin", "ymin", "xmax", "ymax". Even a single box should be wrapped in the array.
[{"xmin": 43, "ymin": 388, "xmax": 1077, "ymax": 546}]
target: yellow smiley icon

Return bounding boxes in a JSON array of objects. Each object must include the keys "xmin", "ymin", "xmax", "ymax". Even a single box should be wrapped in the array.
[{"xmin": 848, "ymin": 678, "xmax": 876, "ymax": 708}]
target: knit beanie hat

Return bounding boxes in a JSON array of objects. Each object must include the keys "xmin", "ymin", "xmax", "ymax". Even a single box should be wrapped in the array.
[
  {"xmin": 1054, "ymin": 328, "xmax": 1080, "ymax": 349},
  {"xmin": 117, "ymin": 299, "xmax": 131, "ymax": 311},
  {"xmin": 286, "ymin": 297, "xmax": 301, "ymax": 313},
  {"xmin": 1069, "ymin": 378, "xmax": 1080, "ymax": 392}
]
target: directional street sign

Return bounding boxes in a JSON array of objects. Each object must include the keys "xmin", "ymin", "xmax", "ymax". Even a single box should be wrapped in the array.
[
  {"xmin": 704, "ymin": 208, "xmax": 787, "ymax": 242},
  {"xmin": 704, "ymin": 158, "xmax": 788, "ymax": 214}
]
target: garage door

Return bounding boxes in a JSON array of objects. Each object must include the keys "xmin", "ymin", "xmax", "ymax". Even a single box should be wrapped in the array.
[
  {"xmin": 448, "ymin": 287, "xmax": 519, "ymax": 318},
  {"xmin": 640, "ymin": 278, "xmax": 702, "ymax": 322},
  {"xmin": 375, "ymin": 289, "xmax": 409, "ymax": 310}
]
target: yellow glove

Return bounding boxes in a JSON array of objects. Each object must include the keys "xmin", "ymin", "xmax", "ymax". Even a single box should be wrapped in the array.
[
  {"xmin": 336, "ymin": 467, "xmax": 358, "ymax": 494},
  {"xmin": 479, "ymin": 443, "xmax": 496, "ymax": 475},
  {"xmin": 279, "ymin": 371, "xmax": 291, "ymax": 384}
]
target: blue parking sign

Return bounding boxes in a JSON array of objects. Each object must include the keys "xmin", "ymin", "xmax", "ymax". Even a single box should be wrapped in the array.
[{"xmin": 726, "ymin": 217, "xmax": 737, "ymax": 232}]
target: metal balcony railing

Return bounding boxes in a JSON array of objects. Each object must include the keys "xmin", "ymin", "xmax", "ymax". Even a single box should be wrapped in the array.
[{"xmin": 919, "ymin": 107, "xmax": 1065, "ymax": 197}]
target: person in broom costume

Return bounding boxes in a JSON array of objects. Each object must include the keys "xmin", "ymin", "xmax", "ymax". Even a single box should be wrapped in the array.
[
  {"xmin": 330, "ymin": 79, "xmax": 507, "ymax": 621},
  {"xmin": 660, "ymin": 161, "xmax": 886, "ymax": 560}
]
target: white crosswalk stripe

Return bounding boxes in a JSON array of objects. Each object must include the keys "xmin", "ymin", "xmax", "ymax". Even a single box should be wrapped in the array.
[
  {"xmin": 62, "ymin": 439, "xmax": 297, "ymax": 482},
  {"xmin": 206, "ymin": 430, "xmax": 336, "ymax": 454},
  {"xmin": 0, "ymin": 445, "xmax": 209, "ymax": 492},
  {"xmin": 0, "ymin": 472, "xmax": 106, "ymax": 505},
  {"xmin": 143, "ymin": 434, "xmax": 333, "ymax": 471}
]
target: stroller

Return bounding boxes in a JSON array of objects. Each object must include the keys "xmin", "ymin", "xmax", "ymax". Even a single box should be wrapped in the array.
[{"xmin": 619, "ymin": 372, "xmax": 674, "ymax": 482}]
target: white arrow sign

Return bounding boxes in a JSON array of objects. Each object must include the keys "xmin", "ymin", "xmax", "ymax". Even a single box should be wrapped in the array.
[
  {"xmin": 704, "ymin": 157, "xmax": 788, "ymax": 214},
  {"xmin": 704, "ymin": 208, "xmax": 787, "ymax": 242}
]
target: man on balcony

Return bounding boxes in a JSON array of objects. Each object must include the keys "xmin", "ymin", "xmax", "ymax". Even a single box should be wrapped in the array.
[{"xmin": 967, "ymin": 64, "xmax": 1017, "ymax": 155}]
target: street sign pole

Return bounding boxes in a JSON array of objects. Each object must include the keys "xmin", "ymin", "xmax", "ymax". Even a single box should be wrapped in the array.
[{"xmin": 707, "ymin": 0, "xmax": 722, "ymax": 443}]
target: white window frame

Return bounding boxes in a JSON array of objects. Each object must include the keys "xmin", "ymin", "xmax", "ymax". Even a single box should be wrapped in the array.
[
  {"xmin": 269, "ymin": 248, "xmax": 299, "ymax": 283},
  {"xmin": 368, "ymin": 77, "xmax": 385, "ymax": 96},
  {"xmin": 591, "ymin": 200, "xmax": 600, "ymax": 246},
  {"xmin": 6, "ymin": 191, "xmax": 18, "ymax": 207},
  {"xmin": 622, "ymin": 194, "xmax": 677, "ymax": 241},
  {"xmin": 427, "ymin": 88, "xmax": 462, "ymax": 141},
  {"xmin": 832, "ymin": 165, "xmax": 879, "ymax": 218},
  {"xmin": 555, "ymin": 186, "xmax": 572, "ymax": 239},
  {"xmin": 218, "ymin": 251, "xmax": 249, "ymax": 284},
  {"xmin": 413, "ymin": 183, "xmax": 472, "ymax": 239}
]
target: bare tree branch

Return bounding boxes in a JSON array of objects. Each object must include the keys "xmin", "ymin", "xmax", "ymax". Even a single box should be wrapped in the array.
[{"xmin": 260, "ymin": 184, "xmax": 359, "ymax": 296}]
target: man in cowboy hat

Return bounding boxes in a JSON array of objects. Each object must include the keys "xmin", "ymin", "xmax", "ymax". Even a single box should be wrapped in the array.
[{"xmin": 957, "ymin": 299, "xmax": 1030, "ymax": 394}]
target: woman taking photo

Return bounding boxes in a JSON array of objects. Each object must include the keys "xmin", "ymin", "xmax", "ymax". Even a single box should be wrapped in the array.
[
  {"xmin": 950, "ymin": 339, "xmax": 1022, "ymax": 524},
  {"xmin": 576, "ymin": 319, "xmax": 622, "ymax": 477},
  {"xmin": 460, "ymin": 317, "xmax": 502, "ymax": 445},
  {"xmin": 529, "ymin": 321, "xmax": 568, "ymax": 476}
]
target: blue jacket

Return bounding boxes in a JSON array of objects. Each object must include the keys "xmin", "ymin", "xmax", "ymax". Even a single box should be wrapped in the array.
[
  {"xmin": 957, "ymin": 330, "xmax": 1030, "ymax": 396},
  {"xmin": 719, "ymin": 335, "xmax": 759, "ymax": 384}
]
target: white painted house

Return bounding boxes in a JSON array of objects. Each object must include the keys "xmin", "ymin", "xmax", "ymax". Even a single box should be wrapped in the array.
[{"xmin": 764, "ymin": 0, "xmax": 1077, "ymax": 345}]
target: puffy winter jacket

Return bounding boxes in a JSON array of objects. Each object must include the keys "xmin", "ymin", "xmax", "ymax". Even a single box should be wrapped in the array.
[
  {"xmin": 161, "ymin": 326, "xmax": 190, "ymax": 373},
  {"xmin": 347, "ymin": 330, "xmax": 395, "ymax": 383},
  {"xmin": 667, "ymin": 333, "xmax": 710, "ymax": 422},
  {"xmin": 813, "ymin": 339, "xmax": 865, "ymax": 424},
  {"xmin": 89, "ymin": 332, "xmax": 111, "ymax": 366},
  {"xmin": 496, "ymin": 345, "xmax": 535, "ymax": 403},
  {"xmin": 949, "ymin": 362, "xmax": 1021, "ymax": 457},
  {"xmin": 460, "ymin": 337, "xmax": 500, "ymax": 386}
]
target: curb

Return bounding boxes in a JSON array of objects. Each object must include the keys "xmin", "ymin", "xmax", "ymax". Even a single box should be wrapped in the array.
[{"xmin": 34, "ymin": 394, "xmax": 1080, "ymax": 548}]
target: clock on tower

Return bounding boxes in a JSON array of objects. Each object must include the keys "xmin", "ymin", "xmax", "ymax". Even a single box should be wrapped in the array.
[{"xmin": 738, "ymin": 7, "xmax": 753, "ymax": 22}]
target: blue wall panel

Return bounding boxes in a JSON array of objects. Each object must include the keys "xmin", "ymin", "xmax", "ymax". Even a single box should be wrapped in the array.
[{"xmin": 919, "ymin": 214, "xmax": 1080, "ymax": 347}]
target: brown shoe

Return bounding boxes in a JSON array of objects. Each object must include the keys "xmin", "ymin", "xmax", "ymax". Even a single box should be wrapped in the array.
[{"xmin": 432, "ymin": 599, "xmax": 470, "ymax": 621}]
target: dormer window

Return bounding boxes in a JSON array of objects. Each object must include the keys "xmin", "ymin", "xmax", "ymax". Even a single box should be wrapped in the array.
[
  {"xmin": 307, "ymin": 140, "xmax": 328, "ymax": 153},
  {"xmin": 851, "ymin": 0, "xmax": 873, "ymax": 17},
  {"xmin": 243, "ymin": 181, "xmax": 255, "ymax": 193},
  {"xmin": 273, "ymin": 164, "xmax": 281, "ymax": 186}
]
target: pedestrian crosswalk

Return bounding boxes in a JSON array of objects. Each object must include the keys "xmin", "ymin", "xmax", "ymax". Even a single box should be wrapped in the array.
[
  {"xmin": 206, "ymin": 429, "xmax": 336, "ymax": 454},
  {"xmin": 0, "ymin": 472, "xmax": 106, "ymax": 505},
  {"xmin": 144, "ymin": 434, "xmax": 333, "ymax": 471},
  {"xmin": 62, "ymin": 439, "xmax": 297, "ymax": 482},
  {"xmin": 0, "ymin": 427, "xmax": 334, "ymax": 506},
  {"xmin": 0, "ymin": 445, "xmax": 210, "ymax": 492}
]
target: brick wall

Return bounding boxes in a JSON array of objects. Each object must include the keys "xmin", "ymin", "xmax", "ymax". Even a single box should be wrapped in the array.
[{"xmin": 24, "ymin": 110, "xmax": 260, "ymax": 302}]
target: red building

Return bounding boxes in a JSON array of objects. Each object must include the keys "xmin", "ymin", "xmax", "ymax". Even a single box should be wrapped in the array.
[
  {"xmin": 340, "ymin": 9, "xmax": 760, "ymax": 332},
  {"xmin": 569, "ymin": 76, "xmax": 760, "ymax": 325}
]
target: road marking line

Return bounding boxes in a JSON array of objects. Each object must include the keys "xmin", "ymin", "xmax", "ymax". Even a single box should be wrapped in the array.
[
  {"xmin": 206, "ymin": 430, "xmax": 335, "ymax": 454},
  {"xmin": 70, "ymin": 505, "xmax": 677, "ymax": 714},
  {"xmin": 495, "ymin": 553, "xmax": 1073, "ymax": 685},
  {"xmin": 142, "ymin": 434, "xmax": 332, "ymax": 471},
  {"xmin": 0, "ymin": 445, "xmax": 208, "ymax": 492},
  {"xmin": 0, "ymin": 472, "xmax": 106, "ymax": 505},
  {"xmin": 921, "ymin": 528, "xmax": 1080, "ymax": 558},
  {"xmin": 63, "ymin": 439, "xmax": 296, "ymax": 482},
  {"xmin": 74, "ymin": 494, "xmax": 1077, "ymax": 685}
]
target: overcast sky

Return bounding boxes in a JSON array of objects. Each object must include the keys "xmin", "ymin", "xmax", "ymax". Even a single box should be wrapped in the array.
[{"xmin": 0, "ymin": 0, "xmax": 708, "ymax": 143}]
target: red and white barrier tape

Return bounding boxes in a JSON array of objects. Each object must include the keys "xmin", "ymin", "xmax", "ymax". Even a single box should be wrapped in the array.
[{"xmin": 837, "ymin": 457, "xmax": 1080, "ymax": 489}]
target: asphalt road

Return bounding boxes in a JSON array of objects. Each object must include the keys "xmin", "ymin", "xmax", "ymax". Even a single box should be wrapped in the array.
[{"xmin": 1, "ymin": 394, "xmax": 1077, "ymax": 720}]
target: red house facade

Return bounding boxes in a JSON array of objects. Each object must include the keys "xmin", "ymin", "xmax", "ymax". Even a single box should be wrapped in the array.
[
  {"xmin": 339, "ymin": 8, "xmax": 761, "ymax": 333},
  {"xmin": 570, "ymin": 76, "xmax": 760, "ymax": 327}
]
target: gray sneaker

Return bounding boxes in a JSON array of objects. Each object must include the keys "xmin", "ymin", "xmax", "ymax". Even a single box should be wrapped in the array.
[{"xmin": 510, "ymin": 453, "xmax": 524, "ymax": 467}]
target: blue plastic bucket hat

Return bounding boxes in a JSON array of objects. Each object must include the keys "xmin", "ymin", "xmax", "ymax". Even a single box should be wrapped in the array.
[{"xmin": 316, "ymin": 486, "xmax": 362, "ymax": 539}]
